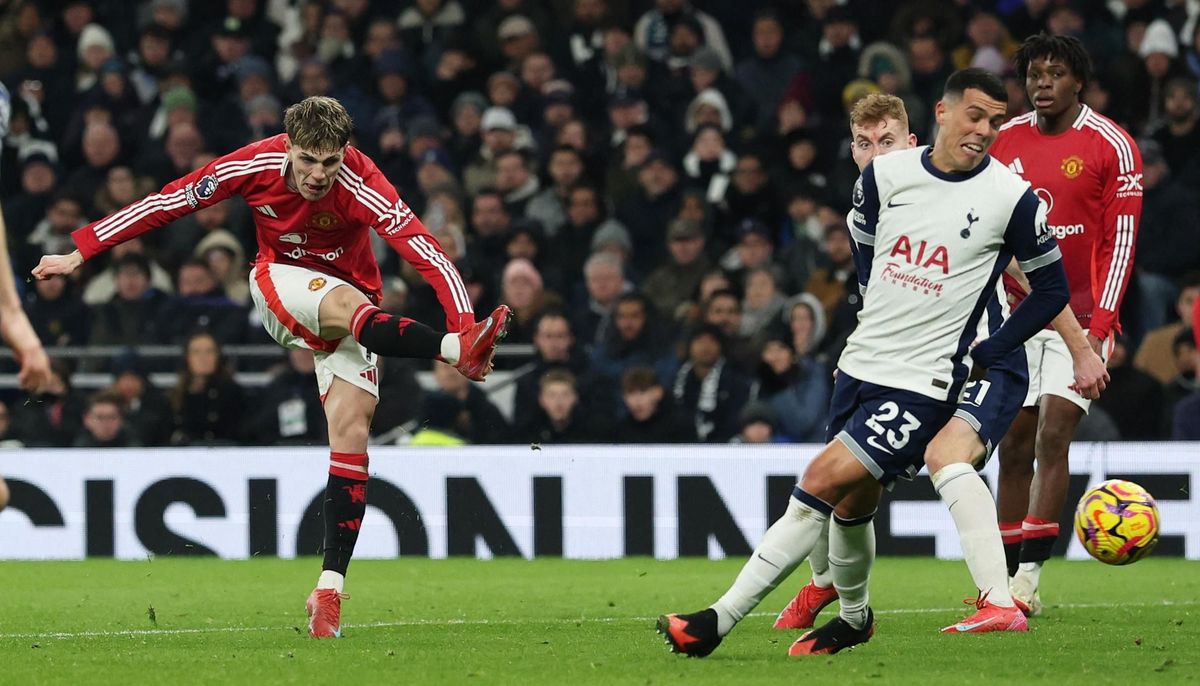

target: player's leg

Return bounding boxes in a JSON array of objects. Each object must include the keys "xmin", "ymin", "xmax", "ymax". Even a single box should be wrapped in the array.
[
  {"xmin": 657, "ymin": 439, "xmax": 874, "ymax": 657},
  {"xmin": 997, "ymin": 408, "xmax": 1038, "ymax": 576},
  {"xmin": 926, "ymin": 419, "xmax": 1026, "ymax": 633},
  {"xmin": 319, "ymin": 283, "xmax": 509, "ymax": 381},
  {"xmin": 774, "ymin": 482, "xmax": 880, "ymax": 631},
  {"xmin": 1012, "ymin": 332, "xmax": 1102, "ymax": 615},
  {"xmin": 997, "ymin": 332, "xmax": 1046, "ymax": 576},
  {"xmin": 305, "ymin": 339, "xmax": 381, "ymax": 638},
  {"xmin": 0, "ymin": 476, "xmax": 9, "ymax": 512},
  {"xmin": 1012, "ymin": 395, "xmax": 1083, "ymax": 613}
]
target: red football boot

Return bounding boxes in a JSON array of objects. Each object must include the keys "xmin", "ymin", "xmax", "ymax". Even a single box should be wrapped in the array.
[
  {"xmin": 774, "ymin": 581, "xmax": 839, "ymax": 630},
  {"xmin": 306, "ymin": 588, "xmax": 347, "ymax": 638},
  {"xmin": 454, "ymin": 305, "xmax": 511, "ymax": 381},
  {"xmin": 940, "ymin": 591, "xmax": 1029, "ymax": 633}
]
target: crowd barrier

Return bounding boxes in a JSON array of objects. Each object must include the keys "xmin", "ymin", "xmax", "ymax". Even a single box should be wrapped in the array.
[{"xmin": 1, "ymin": 443, "xmax": 1196, "ymax": 560}]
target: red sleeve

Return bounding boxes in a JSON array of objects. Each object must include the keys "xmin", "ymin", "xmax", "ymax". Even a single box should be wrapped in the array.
[
  {"xmin": 1089, "ymin": 135, "xmax": 1142, "ymax": 341},
  {"xmin": 348, "ymin": 158, "xmax": 474, "ymax": 332},
  {"xmin": 71, "ymin": 142, "xmax": 276, "ymax": 260}
]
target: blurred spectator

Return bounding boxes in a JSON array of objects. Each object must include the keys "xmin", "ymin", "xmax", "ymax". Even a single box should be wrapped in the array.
[
  {"xmin": 422, "ymin": 360, "xmax": 510, "ymax": 444},
  {"xmin": 605, "ymin": 124, "xmax": 653, "ymax": 209},
  {"xmin": 720, "ymin": 218, "xmax": 776, "ymax": 286},
  {"xmin": 245, "ymin": 348, "xmax": 326, "ymax": 446},
  {"xmin": 614, "ymin": 366, "xmax": 695, "ymax": 443},
  {"xmin": 1162, "ymin": 329, "xmax": 1198, "ymax": 437},
  {"xmin": 81, "ymin": 237, "xmax": 175, "ymax": 306},
  {"xmin": 1095, "ymin": 336, "xmax": 1164, "ymax": 441},
  {"xmin": 571, "ymin": 251, "xmax": 630, "ymax": 351},
  {"xmin": 88, "ymin": 253, "xmax": 173, "ymax": 346},
  {"xmin": 128, "ymin": 23, "xmax": 177, "ymax": 105},
  {"xmin": 74, "ymin": 390, "xmax": 137, "ymax": 448},
  {"xmin": 108, "ymin": 352, "xmax": 172, "ymax": 447},
  {"xmin": 526, "ymin": 145, "xmax": 585, "ymax": 237},
  {"xmin": 783, "ymin": 293, "xmax": 828, "ymax": 362},
  {"xmin": 736, "ymin": 10, "xmax": 803, "ymax": 133},
  {"xmin": 498, "ymin": 257, "xmax": 561, "ymax": 344},
  {"xmin": 642, "ymin": 218, "xmax": 711, "ymax": 323},
  {"xmin": 23, "ymin": 273, "xmax": 88, "ymax": 346},
  {"xmin": 64, "ymin": 121, "xmax": 123, "ymax": 211},
  {"xmin": 591, "ymin": 292, "xmax": 677, "ymax": 386},
  {"xmin": 805, "ymin": 218, "xmax": 859, "ymax": 356},
  {"xmin": 463, "ymin": 106, "xmax": 518, "ymax": 196},
  {"xmin": 811, "ymin": 7, "xmax": 862, "ymax": 123},
  {"xmin": 1149, "ymin": 77, "xmax": 1200, "ymax": 176},
  {"xmin": 719, "ymin": 155, "xmax": 782, "ymax": 247},
  {"xmin": 1134, "ymin": 274, "xmax": 1200, "ymax": 384},
  {"xmin": 730, "ymin": 401, "xmax": 783, "ymax": 444},
  {"xmin": 1134, "ymin": 140, "xmax": 1200, "ymax": 335},
  {"xmin": 397, "ymin": 0, "xmax": 466, "ymax": 76},
  {"xmin": 907, "ymin": 34, "xmax": 953, "ymax": 125},
  {"xmin": 616, "ymin": 149, "xmax": 681, "ymax": 276},
  {"xmin": 751, "ymin": 332, "xmax": 829, "ymax": 443},
  {"xmin": 495, "ymin": 148, "xmax": 540, "ymax": 216},
  {"xmin": 545, "ymin": 183, "xmax": 603, "ymax": 282},
  {"xmin": 519, "ymin": 367, "xmax": 607, "ymax": 444},
  {"xmin": 371, "ymin": 357, "xmax": 426, "ymax": 440},
  {"xmin": 671, "ymin": 324, "xmax": 750, "ymax": 443},
  {"xmin": 93, "ymin": 165, "xmax": 155, "ymax": 217},
  {"xmin": 169, "ymin": 330, "xmax": 244, "ymax": 445},
  {"xmin": 169, "ymin": 258, "xmax": 248, "ymax": 344},
  {"xmin": 409, "ymin": 391, "xmax": 467, "ymax": 446},
  {"xmin": 512, "ymin": 310, "xmax": 596, "ymax": 422},
  {"xmin": 3, "ymin": 146, "xmax": 60, "ymax": 241},
  {"xmin": 634, "ymin": 0, "xmax": 731, "ymax": 72},
  {"xmin": 24, "ymin": 193, "xmax": 86, "ymax": 267},
  {"xmin": 195, "ymin": 229, "xmax": 250, "ymax": 305},
  {"xmin": 681, "ymin": 124, "xmax": 735, "ymax": 205},
  {"xmin": 75, "ymin": 23, "xmax": 116, "ymax": 94},
  {"xmin": 12, "ymin": 359, "xmax": 83, "ymax": 447},
  {"xmin": 740, "ymin": 267, "xmax": 786, "ymax": 340}
]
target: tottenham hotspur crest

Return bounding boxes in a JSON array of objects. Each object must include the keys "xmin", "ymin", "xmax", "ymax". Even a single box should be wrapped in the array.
[{"xmin": 960, "ymin": 209, "xmax": 979, "ymax": 239}]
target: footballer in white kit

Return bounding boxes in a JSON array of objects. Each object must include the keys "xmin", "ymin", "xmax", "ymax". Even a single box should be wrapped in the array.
[{"xmin": 658, "ymin": 69, "xmax": 1070, "ymax": 658}]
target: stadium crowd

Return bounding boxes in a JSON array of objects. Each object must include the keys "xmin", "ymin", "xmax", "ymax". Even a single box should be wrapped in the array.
[{"xmin": 1, "ymin": 0, "xmax": 1199, "ymax": 448}]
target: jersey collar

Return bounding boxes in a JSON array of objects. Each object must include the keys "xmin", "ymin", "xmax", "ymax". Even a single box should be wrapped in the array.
[{"xmin": 921, "ymin": 147, "xmax": 991, "ymax": 182}]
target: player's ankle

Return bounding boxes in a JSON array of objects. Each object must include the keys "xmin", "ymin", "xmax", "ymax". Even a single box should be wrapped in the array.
[
  {"xmin": 317, "ymin": 570, "xmax": 345, "ymax": 593},
  {"xmin": 441, "ymin": 334, "xmax": 461, "ymax": 365}
]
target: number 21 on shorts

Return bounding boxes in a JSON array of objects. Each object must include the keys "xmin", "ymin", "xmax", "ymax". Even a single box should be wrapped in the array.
[{"xmin": 864, "ymin": 401, "xmax": 922, "ymax": 454}]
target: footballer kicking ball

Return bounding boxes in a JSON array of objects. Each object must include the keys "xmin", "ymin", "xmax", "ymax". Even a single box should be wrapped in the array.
[{"xmin": 1074, "ymin": 479, "xmax": 1160, "ymax": 565}]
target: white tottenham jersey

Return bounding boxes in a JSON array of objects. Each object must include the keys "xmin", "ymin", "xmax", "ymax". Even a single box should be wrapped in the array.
[{"xmin": 839, "ymin": 146, "xmax": 1062, "ymax": 402}]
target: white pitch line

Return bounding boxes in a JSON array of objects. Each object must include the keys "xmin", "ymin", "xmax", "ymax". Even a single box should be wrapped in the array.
[{"xmin": 3, "ymin": 600, "xmax": 1197, "ymax": 641}]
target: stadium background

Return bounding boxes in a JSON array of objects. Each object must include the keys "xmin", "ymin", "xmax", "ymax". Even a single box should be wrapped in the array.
[{"xmin": 0, "ymin": 1, "xmax": 1198, "ymax": 448}]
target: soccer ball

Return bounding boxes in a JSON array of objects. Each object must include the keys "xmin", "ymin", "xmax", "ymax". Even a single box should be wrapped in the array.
[{"xmin": 1073, "ymin": 479, "xmax": 1160, "ymax": 565}]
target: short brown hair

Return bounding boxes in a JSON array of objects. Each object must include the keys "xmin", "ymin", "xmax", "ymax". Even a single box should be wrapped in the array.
[
  {"xmin": 86, "ymin": 390, "xmax": 124, "ymax": 414},
  {"xmin": 849, "ymin": 93, "xmax": 909, "ymax": 132},
  {"xmin": 539, "ymin": 368, "xmax": 577, "ymax": 391},
  {"xmin": 283, "ymin": 96, "xmax": 353, "ymax": 152},
  {"xmin": 621, "ymin": 367, "xmax": 660, "ymax": 394}
]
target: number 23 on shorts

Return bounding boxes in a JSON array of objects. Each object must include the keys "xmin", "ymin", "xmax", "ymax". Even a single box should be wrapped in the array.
[{"xmin": 864, "ymin": 401, "xmax": 922, "ymax": 454}]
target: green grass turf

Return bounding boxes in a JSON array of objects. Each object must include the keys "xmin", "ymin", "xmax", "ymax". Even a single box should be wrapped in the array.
[{"xmin": 0, "ymin": 558, "xmax": 1196, "ymax": 685}]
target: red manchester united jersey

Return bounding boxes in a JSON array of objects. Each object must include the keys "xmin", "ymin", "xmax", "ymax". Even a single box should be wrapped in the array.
[
  {"xmin": 71, "ymin": 134, "xmax": 473, "ymax": 331},
  {"xmin": 990, "ymin": 104, "xmax": 1142, "ymax": 341}
]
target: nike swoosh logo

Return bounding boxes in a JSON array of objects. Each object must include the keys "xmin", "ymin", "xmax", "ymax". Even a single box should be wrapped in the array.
[
  {"xmin": 865, "ymin": 436, "xmax": 894, "ymax": 454},
  {"xmin": 886, "ymin": 200, "xmax": 912, "ymax": 208},
  {"xmin": 757, "ymin": 553, "xmax": 781, "ymax": 570},
  {"xmin": 951, "ymin": 619, "xmax": 993, "ymax": 631}
]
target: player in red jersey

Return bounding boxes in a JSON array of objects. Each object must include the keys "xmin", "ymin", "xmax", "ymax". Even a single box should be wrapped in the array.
[
  {"xmin": 989, "ymin": 35, "xmax": 1142, "ymax": 615},
  {"xmin": 32, "ymin": 96, "xmax": 510, "ymax": 637}
]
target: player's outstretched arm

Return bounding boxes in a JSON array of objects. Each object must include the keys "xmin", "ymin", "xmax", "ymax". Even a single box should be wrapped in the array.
[
  {"xmin": 0, "ymin": 206, "xmax": 51, "ymax": 392},
  {"xmin": 1003, "ymin": 259, "xmax": 1107, "ymax": 399}
]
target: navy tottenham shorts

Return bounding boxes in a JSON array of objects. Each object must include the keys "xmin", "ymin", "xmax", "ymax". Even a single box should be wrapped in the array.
[
  {"xmin": 954, "ymin": 347, "xmax": 1029, "ymax": 465},
  {"xmin": 826, "ymin": 371, "xmax": 957, "ymax": 485}
]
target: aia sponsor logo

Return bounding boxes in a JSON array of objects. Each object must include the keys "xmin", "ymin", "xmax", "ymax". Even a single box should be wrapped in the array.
[{"xmin": 882, "ymin": 235, "xmax": 948, "ymax": 297}]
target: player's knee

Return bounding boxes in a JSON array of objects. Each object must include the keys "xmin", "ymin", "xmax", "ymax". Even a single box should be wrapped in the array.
[{"xmin": 0, "ymin": 478, "xmax": 9, "ymax": 512}]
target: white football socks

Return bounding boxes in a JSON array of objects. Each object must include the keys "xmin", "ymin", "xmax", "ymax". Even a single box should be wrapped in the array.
[
  {"xmin": 808, "ymin": 519, "xmax": 833, "ymax": 588},
  {"xmin": 932, "ymin": 463, "xmax": 1014, "ymax": 607},
  {"xmin": 440, "ymin": 334, "xmax": 461, "ymax": 365},
  {"xmin": 710, "ymin": 495, "xmax": 830, "ymax": 635},
  {"xmin": 1015, "ymin": 561, "xmax": 1043, "ymax": 588},
  {"xmin": 831, "ymin": 514, "xmax": 875, "ymax": 630},
  {"xmin": 317, "ymin": 570, "xmax": 345, "ymax": 593}
]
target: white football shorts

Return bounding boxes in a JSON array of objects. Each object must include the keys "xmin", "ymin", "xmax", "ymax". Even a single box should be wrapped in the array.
[
  {"xmin": 1022, "ymin": 328, "xmax": 1113, "ymax": 412},
  {"xmin": 249, "ymin": 262, "xmax": 379, "ymax": 399}
]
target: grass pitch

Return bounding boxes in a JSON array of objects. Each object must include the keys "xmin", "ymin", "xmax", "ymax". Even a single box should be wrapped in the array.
[{"xmin": 0, "ymin": 557, "xmax": 1196, "ymax": 685}]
